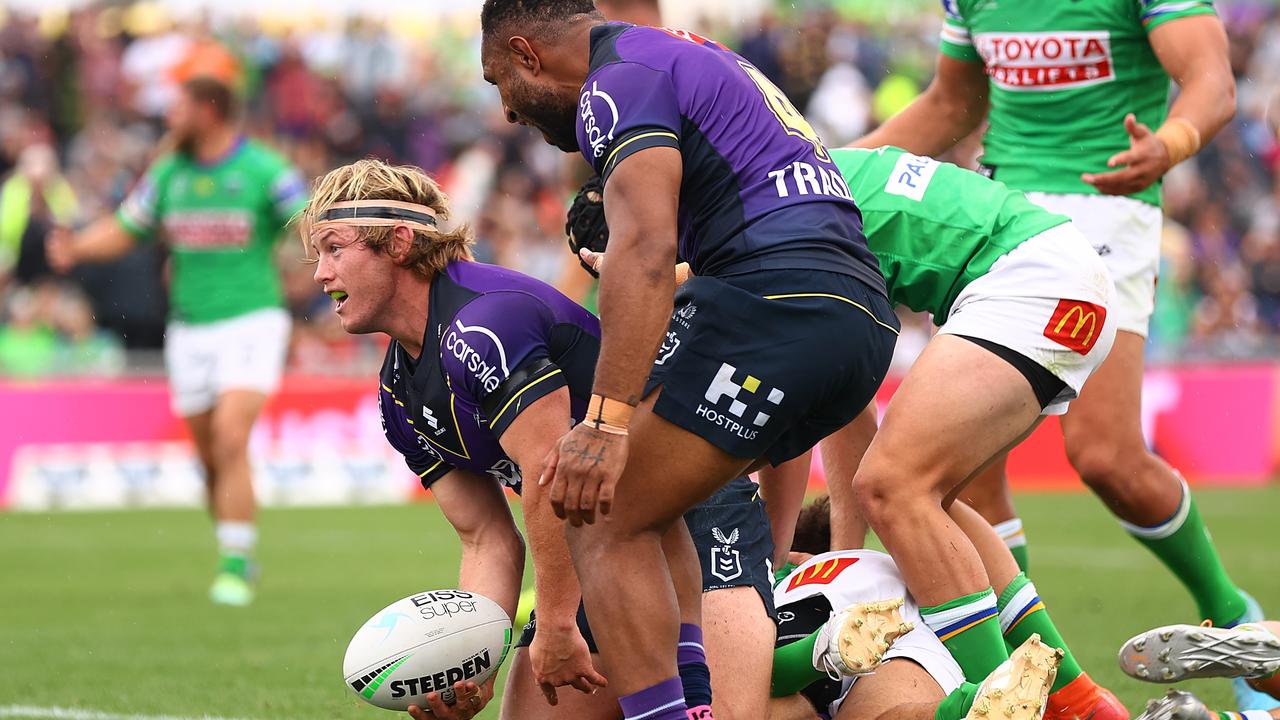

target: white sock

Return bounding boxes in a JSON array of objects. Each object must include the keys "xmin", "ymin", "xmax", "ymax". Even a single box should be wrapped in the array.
[
  {"xmin": 216, "ymin": 522, "xmax": 257, "ymax": 556},
  {"xmin": 993, "ymin": 518, "xmax": 1027, "ymax": 552},
  {"xmin": 1239, "ymin": 711, "xmax": 1274, "ymax": 720}
]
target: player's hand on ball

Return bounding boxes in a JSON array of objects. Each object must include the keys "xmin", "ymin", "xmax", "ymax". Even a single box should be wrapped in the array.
[
  {"xmin": 579, "ymin": 248, "xmax": 605, "ymax": 276},
  {"xmin": 1081, "ymin": 113, "xmax": 1171, "ymax": 195},
  {"xmin": 45, "ymin": 226, "xmax": 77, "ymax": 274},
  {"xmin": 541, "ymin": 423, "xmax": 628, "ymax": 526},
  {"xmin": 407, "ymin": 678, "xmax": 493, "ymax": 720},
  {"xmin": 531, "ymin": 624, "xmax": 608, "ymax": 705}
]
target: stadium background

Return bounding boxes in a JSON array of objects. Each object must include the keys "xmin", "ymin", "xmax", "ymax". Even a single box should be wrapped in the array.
[{"xmin": 0, "ymin": 0, "xmax": 1278, "ymax": 718}]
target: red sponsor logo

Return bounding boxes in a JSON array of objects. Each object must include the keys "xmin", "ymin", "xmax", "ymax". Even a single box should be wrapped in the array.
[
  {"xmin": 1044, "ymin": 299, "xmax": 1107, "ymax": 355},
  {"xmin": 786, "ymin": 557, "xmax": 860, "ymax": 592},
  {"xmin": 975, "ymin": 32, "xmax": 1114, "ymax": 91},
  {"xmin": 659, "ymin": 27, "xmax": 723, "ymax": 49}
]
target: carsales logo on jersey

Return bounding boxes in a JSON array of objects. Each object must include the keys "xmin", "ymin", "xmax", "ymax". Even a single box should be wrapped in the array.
[
  {"xmin": 580, "ymin": 81, "xmax": 619, "ymax": 158},
  {"xmin": 444, "ymin": 320, "xmax": 510, "ymax": 394},
  {"xmin": 974, "ymin": 31, "xmax": 1114, "ymax": 91}
]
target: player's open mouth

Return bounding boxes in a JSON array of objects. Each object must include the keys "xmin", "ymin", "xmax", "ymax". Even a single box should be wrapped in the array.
[{"xmin": 330, "ymin": 290, "xmax": 348, "ymax": 311}]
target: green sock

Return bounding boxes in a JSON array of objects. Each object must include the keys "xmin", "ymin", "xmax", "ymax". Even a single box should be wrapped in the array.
[
  {"xmin": 921, "ymin": 589, "xmax": 1008, "ymax": 683},
  {"xmin": 934, "ymin": 682, "xmax": 981, "ymax": 720},
  {"xmin": 219, "ymin": 553, "xmax": 249, "ymax": 578},
  {"xmin": 1121, "ymin": 480, "xmax": 1246, "ymax": 626},
  {"xmin": 770, "ymin": 624, "xmax": 826, "ymax": 697},
  {"xmin": 993, "ymin": 519, "xmax": 1030, "ymax": 574},
  {"xmin": 996, "ymin": 573, "xmax": 1082, "ymax": 693}
]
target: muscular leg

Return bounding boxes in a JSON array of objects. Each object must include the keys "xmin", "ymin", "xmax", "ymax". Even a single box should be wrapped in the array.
[
  {"xmin": 957, "ymin": 457, "xmax": 1028, "ymax": 573},
  {"xmin": 704, "ymin": 587, "xmax": 776, "ymax": 720},
  {"xmin": 208, "ymin": 390, "xmax": 267, "ymax": 525},
  {"xmin": 821, "ymin": 405, "xmax": 878, "ymax": 551},
  {"xmin": 665, "ymin": 520, "xmax": 716, "ymax": 710},
  {"xmin": 1062, "ymin": 331, "xmax": 1246, "ymax": 626},
  {"xmin": 500, "ymin": 648, "xmax": 621, "ymax": 720},
  {"xmin": 768, "ymin": 694, "xmax": 822, "ymax": 720},
  {"xmin": 564, "ymin": 393, "xmax": 754, "ymax": 708},
  {"xmin": 184, "ymin": 409, "xmax": 217, "ymax": 514},
  {"xmin": 855, "ymin": 336, "xmax": 1043, "ymax": 682},
  {"xmin": 835, "ymin": 659, "xmax": 945, "ymax": 720},
  {"xmin": 759, "ymin": 452, "xmax": 813, "ymax": 565}
]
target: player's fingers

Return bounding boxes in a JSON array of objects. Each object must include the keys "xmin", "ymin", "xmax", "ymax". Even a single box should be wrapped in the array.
[
  {"xmin": 597, "ymin": 474, "xmax": 617, "ymax": 518},
  {"xmin": 540, "ymin": 681, "xmax": 560, "ymax": 706},
  {"xmin": 577, "ymin": 469, "xmax": 599, "ymax": 524},
  {"xmin": 406, "ymin": 705, "xmax": 430, "ymax": 720},
  {"xmin": 422, "ymin": 692, "xmax": 455, "ymax": 717},
  {"xmin": 1105, "ymin": 148, "xmax": 1138, "ymax": 168},
  {"xmin": 539, "ymin": 444, "xmax": 559, "ymax": 487},
  {"xmin": 569, "ymin": 675, "xmax": 597, "ymax": 694},
  {"xmin": 586, "ymin": 667, "xmax": 608, "ymax": 687},
  {"xmin": 580, "ymin": 248, "xmax": 604, "ymax": 273}
]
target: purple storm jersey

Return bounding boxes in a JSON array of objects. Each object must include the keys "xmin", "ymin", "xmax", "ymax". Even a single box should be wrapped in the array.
[
  {"xmin": 378, "ymin": 261, "xmax": 601, "ymax": 492},
  {"xmin": 575, "ymin": 23, "xmax": 885, "ymax": 294}
]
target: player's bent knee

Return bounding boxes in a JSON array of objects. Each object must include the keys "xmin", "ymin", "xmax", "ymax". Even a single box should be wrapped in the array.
[
  {"xmin": 1063, "ymin": 437, "xmax": 1129, "ymax": 488},
  {"xmin": 853, "ymin": 464, "xmax": 938, "ymax": 531}
]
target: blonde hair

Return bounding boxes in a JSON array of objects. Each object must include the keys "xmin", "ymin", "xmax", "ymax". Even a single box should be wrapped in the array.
[{"xmin": 301, "ymin": 158, "xmax": 473, "ymax": 276}]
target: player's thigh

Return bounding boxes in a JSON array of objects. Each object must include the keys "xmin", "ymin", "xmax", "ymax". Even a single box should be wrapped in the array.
[
  {"xmin": 209, "ymin": 389, "xmax": 268, "ymax": 455},
  {"xmin": 860, "ymin": 334, "xmax": 1043, "ymax": 495},
  {"xmin": 595, "ymin": 392, "xmax": 758, "ymax": 537},
  {"xmin": 769, "ymin": 694, "xmax": 823, "ymax": 720},
  {"xmin": 1059, "ymin": 329, "xmax": 1146, "ymax": 449},
  {"xmin": 499, "ymin": 648, "xmax": 620, "ymax": 720},
  {"xmin": 956, "ymin": 455, "xmax": 1017, "ymax": 524},
  {"xmin": 703, "ymin": 586, "xmax": 776, "ymax": 720},
  {"xmin": 834, "ymin": 658, "xmax": 946, "ymax": 720}
]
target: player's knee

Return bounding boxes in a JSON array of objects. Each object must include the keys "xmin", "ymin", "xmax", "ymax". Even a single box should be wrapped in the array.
[
  {"xmin": 209, "ymin": 423, "xmax": 252, "ymax": 464},
  {"xmin": 1063, "ymin": 435, "xmax": 1130, "ymax": 488},
  {"xmin": 852, "ymin": 465, "xmax": 906, "ymax": 532}
]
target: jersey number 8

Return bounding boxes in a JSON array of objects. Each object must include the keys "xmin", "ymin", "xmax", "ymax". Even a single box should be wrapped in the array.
[{"xmin": 737, "ymin": 61, "xmax": 830, "ymax": 163}]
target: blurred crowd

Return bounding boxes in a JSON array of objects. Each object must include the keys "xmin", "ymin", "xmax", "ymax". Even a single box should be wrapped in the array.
[{"xmin": 0, "ymin": 1, "xmax": 1278, "ymax": 377}]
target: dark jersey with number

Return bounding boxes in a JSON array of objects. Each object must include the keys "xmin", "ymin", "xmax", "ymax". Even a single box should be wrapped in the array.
[
  {"xmin": 574, "ymin": 23, "xmax": 885, "ymax": 294},
  {"xmin": 377, "ymin": 261, "xmax": 600, "ymax": 493}
]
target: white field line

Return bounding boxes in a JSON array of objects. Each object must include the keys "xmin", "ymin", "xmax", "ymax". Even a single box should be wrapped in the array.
[{"xmin": 0, "ymin": 707, "xmax": 257, "ymax": 720}]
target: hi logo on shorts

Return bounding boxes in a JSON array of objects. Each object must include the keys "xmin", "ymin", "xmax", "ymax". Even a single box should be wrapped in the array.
[
  {"xmin": 710, "ymin": 527, "xmax": 743, "ymax": 582},
  {"xmin": 1043, "ymin": 299, "xmax": 1107, "ymax": 355},
  {"xmin": 701, "ymin": 363, "xmax": 785, "ymax": 431}
]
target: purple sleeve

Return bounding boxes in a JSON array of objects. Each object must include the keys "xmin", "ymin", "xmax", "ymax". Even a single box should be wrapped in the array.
[
  {"xmin": 576, "ymin": 62, "xmax": 682, "ymax": 181},
  {"xmin": 440, "ymin": 292, "xmax": 558, "ymax": 408},
  {"xmin": 379, "ymin": 388, "xmax": 450, "ymax": 487}
]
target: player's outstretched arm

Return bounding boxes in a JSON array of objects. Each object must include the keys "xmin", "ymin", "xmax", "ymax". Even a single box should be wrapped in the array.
[
  {"xmin": 849, "ymin": 54, "xmax": 989, "ymax": 156},
  {"xmin": 1083, "ymin": 15, "xmax": 1234, "ymax": 195},
  {"xmin": 543, "ymin": 146, "xmax": 681, "ymax": 527},
  {"xmin": 46, "ymin": 217, "xmax": 137, "ymax": 273},
  {"xmin": 500, "ymin": 387, "xmax": 609, "ymax": 704}
]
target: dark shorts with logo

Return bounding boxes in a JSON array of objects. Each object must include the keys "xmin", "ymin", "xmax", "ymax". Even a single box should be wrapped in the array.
[
  {"xmin": 515, "ymin": 477, "xmax": 775, "ymax": 652},
  {"xmin": 645, "ymin": 269, "xmax": 898, "ymax": 466}
]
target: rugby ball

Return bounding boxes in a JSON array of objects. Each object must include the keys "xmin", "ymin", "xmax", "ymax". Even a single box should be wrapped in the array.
[{"xmin": 343, "ymin": 589, "xmax": 512, "ymax": 710}]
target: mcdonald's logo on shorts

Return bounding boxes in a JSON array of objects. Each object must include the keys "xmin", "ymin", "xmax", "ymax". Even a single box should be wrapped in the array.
[
  {"xmin": 786, "ymin": 557, "xmax": 860, "ymax": 592},
  {"xmin": 1043, "ymin": 299, "xmax": 1107, "ymax": 355}
]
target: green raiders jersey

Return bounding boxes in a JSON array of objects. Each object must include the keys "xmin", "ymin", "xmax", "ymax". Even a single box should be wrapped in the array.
[
  {"xmin": 117, "ymin": 137, "xmax": 307, "ymax": 324},
  {"xmin": 937, "ymin": 0, "xmax": 1216, "ymax": 206},
  {"xmin": 833, "ymin": 146, "xmax": 1068, "ymax": 322}
]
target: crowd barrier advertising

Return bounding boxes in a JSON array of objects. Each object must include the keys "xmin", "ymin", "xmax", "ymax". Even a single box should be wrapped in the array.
[{"xmin": 1, "ymin": 363, "xmax": 1274, "ymax": 510}]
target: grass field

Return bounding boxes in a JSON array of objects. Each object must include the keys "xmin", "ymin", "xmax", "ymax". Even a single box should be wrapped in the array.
[{"xmin": 2, "ymin": 488, "xmax": 1278, "ymax": 719}]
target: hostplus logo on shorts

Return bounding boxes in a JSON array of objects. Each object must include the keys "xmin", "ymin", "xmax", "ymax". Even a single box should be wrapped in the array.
[{"xmin": 696, "ymin": 363, "xmax": 784, "ymax": 440}]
